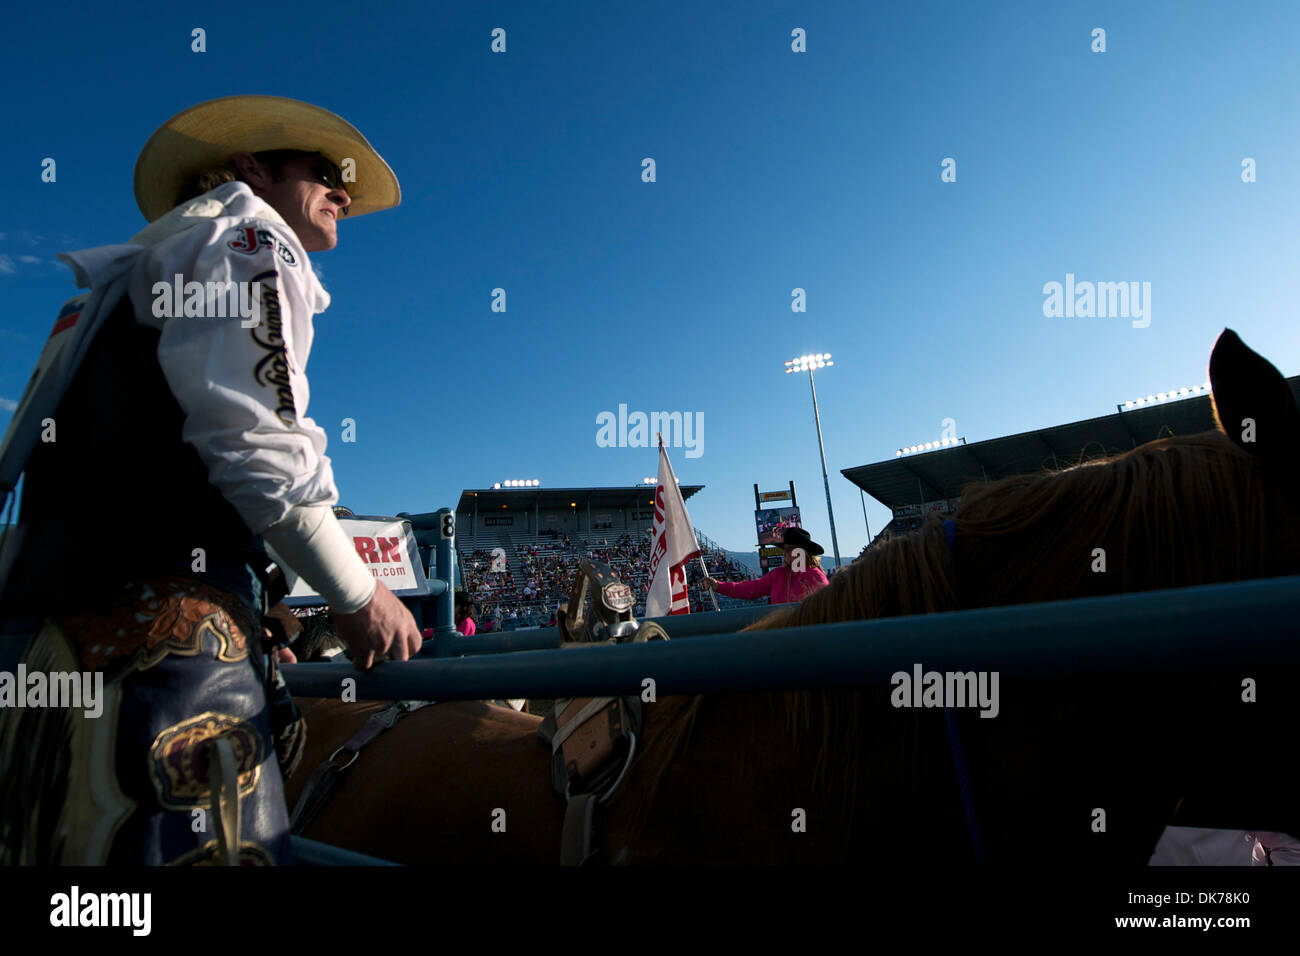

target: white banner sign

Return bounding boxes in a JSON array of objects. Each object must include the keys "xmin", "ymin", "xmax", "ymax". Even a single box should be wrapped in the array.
[{"xmin": 270, "ymin": 516, "xmax": 429, "ymax": 606}]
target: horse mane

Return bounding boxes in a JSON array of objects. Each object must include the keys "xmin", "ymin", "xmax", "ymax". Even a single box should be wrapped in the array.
[{"xmin": 620, "ymin": 429, "xmax": 1300, "ymax": 851}]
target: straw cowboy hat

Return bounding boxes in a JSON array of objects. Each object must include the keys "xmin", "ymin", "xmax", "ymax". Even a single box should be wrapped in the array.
[
  {"xmin": 780, "ymin": 526, "xmax": 824, "ymax": 556},
  {"xmin": 134, "ymin": 95, "xmax": 400, "ymax": 222}
]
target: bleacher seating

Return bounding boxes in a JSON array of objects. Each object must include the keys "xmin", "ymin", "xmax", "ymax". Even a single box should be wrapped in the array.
[{"xmin": 455, "ymin": 529, "xmax": 759, "ymax": 631}]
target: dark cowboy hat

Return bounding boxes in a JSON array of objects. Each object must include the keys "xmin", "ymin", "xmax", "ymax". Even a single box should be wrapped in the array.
[{"xmin": 780, "ymin": 526, "xmax": 824, "ymax": 556}]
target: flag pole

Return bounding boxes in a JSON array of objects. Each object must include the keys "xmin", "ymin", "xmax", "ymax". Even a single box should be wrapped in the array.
[{"xmin": 699, "ymin": 553, "xmax": 720, "ymax": 611}]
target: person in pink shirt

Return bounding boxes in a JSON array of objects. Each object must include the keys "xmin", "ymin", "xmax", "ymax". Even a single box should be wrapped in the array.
[
  {"xmin": 703, "ymin": 527, "xmax": 830, "ymax": 605},
  {"xmin": 454, "ymin": 591, "xmax": 477, "ymax": 636}
]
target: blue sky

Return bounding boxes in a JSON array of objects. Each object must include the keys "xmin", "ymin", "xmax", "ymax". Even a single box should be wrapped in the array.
[{"xmin": 2, "ymin": 0, "xmax": 1298, "ymax": 559}]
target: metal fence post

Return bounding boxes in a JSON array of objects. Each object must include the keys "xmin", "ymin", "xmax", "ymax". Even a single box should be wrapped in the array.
[{"xmin": 435, "ymin": 507, "xmax": 456, "ymax": 635}]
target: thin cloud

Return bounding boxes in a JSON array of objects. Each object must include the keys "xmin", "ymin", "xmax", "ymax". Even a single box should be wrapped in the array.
[
  {"xmin": 0, "ymin": 398, "xmax": 18, "ymax": 412},
  {"xmin": 17, "ymin": 255, "xmax": 39, "ymax": 265},
  {"xmin": 0, "ymin": 255, "xmax": 14, "ymax": 274}
]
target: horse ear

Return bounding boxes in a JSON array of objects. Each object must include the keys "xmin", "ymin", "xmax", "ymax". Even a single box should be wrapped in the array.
[{"xmin": 1208, "ymin": 329, "xmax": 1300, "ymax": 467}]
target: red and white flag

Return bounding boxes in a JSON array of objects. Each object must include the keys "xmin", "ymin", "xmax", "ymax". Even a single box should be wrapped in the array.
[{"xmin": 645, "ymin": 436, "xmax": 701, "ymax": 618}]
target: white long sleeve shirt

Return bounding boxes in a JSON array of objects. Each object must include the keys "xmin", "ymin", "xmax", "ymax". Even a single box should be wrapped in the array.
[
  {"xmin": 126, "ymin": 181, "xmax": 337, "ymax": 531},
  {"xmin": 106, "ymin": 181, "xmax": 375, "ymax": 612}
]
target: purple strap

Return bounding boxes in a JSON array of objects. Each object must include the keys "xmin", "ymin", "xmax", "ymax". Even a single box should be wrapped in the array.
[{"xmin": 944, "ymin": 518, "xmax": 957, "ymax": 548}]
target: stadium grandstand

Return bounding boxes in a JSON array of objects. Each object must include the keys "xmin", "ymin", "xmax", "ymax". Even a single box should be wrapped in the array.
[
  {"xmin": 845, "ymin": 374, "xmax": 1300, "ymax": 549},
  {"xmin": 399, "ymin": 483, "xmax": 761, "ymax": 630}
]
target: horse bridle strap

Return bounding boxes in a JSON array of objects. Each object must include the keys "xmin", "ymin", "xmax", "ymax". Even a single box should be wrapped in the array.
[
  {"xmin": 561, "ymin": 793, "xmax": 601, "ymax": 866},
  {"xmin": 542, "ymin": 696, "xmax": 641, "ymax": 799},
  {"xmin": 289, "ymin": 700, "xmax": 430, "ymax": 837},
  {"xmin": 539, "ymin": 696, "xmax": 640, "ymax": 867},
  {"xmin": 540, "ymin": 558, "xmax": 669, "ymax": 865}
]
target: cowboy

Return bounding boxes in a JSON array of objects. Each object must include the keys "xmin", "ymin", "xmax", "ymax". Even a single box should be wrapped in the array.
[
  {"xmin": 0, "ymin": 95, "xmax": 421, "ymax": 865},
  {"xmin": 702, "ymin": 527, "xmax": 830, "ymax": 604}
]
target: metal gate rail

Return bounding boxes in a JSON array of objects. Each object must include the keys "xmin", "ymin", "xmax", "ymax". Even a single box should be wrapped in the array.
[
  {"xmin": 282, "ymin": 574, "xmax": 1300, "ymax": 701},
  {"xmin": 290, "ymin": 835, "xmax": 400, "ymax": 866},
  {"xmin": 425, "ymin": 600, "xmax": 790, "ymax": 657}
]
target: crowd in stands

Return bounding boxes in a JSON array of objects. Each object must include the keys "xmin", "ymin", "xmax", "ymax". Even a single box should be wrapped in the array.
[{"xmin": 457, "ymin": 532, "xmax": 757, "ymax": 630}]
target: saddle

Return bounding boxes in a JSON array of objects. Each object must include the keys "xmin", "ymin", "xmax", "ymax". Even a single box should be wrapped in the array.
[{"xmin": 537, "ymin": 560, "xmax": 668, "ymax": 865}]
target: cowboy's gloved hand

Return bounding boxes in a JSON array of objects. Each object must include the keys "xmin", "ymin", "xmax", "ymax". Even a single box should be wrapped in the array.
[
  {"xmin": 702, "ymin": 576, "xmax": 718, "ymax": 591},
  {"xmin": 332, "ymin": 580, "xmax": 423, "ymax": 671}
]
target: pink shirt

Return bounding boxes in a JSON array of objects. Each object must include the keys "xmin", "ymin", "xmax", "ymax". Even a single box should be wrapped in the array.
[
  {"xmin": 716, "ymin": 566, "xmax": 829, "ymax": 604},
  {"xmin": 457, "ymin": 616, "xmax": 476, "ymax": 636}
]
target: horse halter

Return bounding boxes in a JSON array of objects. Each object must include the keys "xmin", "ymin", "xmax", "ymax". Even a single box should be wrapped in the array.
[{"xmin": 540, "ymin": 559, "xmax": 669, "ymax": 864}]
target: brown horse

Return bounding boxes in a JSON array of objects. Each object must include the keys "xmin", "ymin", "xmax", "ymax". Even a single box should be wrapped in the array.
[{"xmin": 286, "ymin": 329, "xmax": 1300, "ymax": 864}]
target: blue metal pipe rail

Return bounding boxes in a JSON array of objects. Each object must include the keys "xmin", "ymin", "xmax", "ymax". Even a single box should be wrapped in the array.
[
  {"xmin": 281, "ymin": 574, "xmax": 1300, "ymax": 701},
  {"xmin": 425, "ymin": 601, "xmax": 792, "ymax": 657},
  {"xmin": 639, "ymin": 601, "xmax": 793, "ymax": 636},
  {"xmin": 290, "ymin": 835, "xmax": 400, "ymax": 866}
]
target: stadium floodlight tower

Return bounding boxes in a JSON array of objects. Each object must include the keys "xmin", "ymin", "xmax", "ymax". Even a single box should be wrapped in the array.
[{"xmin": 783, "ymin": 353, "xmax": 842, "ymax": 570}]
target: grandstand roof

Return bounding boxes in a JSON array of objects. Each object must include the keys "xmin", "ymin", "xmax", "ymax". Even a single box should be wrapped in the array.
[
  {"xmin": 843, "ymin": 377, "xmax": 1300, "ymax": 509},
  {"xmin": 453, "ymin": 484, "xmax": 704, "ymax": 514}
]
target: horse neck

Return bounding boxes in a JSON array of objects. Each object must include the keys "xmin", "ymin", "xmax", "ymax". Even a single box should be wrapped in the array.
[{"xmin": 613, "ymin": 689, "xmax": 864, "ymax": 863}]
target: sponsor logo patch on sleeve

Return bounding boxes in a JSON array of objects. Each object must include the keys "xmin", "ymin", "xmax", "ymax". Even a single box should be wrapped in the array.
[{"xmin": 227, "ymin": 226, "xmax": 298, "ymax": 266}]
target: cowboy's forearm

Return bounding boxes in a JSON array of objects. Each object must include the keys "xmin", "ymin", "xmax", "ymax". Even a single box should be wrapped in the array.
[{"xmin": 262, "ymin": 504, "xmax": 376, "ymax": 613}]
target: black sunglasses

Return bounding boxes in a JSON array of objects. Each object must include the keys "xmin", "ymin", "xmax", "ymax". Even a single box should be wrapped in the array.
[
  {"xmin": 251, "ymin": 149, "xmax": 352, "ymax": 210},
  {"xmin": 308, "ymin": 153, "xmax": 348, "ymax": 192}
]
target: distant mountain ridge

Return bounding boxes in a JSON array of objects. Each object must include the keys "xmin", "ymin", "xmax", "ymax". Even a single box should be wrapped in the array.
[{"xmin": 720, "ymin": 549, "xmax": 846, "ymax": 575}]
